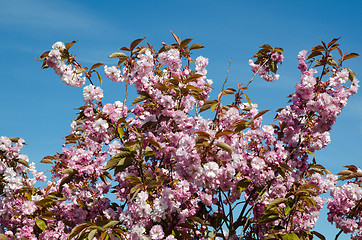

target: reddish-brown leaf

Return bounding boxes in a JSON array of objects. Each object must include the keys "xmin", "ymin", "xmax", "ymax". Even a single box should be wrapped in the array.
[
  {"xmin": 344, "ymin": 53, "xmax": 360, "ymax": 60},
  {"xmin": 65, "ymin": 41, "xmax": 77, "ymax": 50},
  {"xmin": 327, "ymin": 37, "xmax": 340, "ymax": 48},
  {"xmin": 171, "ymin": 31, "xmax": 181, "ymax": 45},
  {"xmin": 130, "ymin": 37, "xmax": 145, "ymax": 51}
]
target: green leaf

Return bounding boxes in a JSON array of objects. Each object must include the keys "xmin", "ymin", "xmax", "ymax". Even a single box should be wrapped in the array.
[
  {"xmin": 284, "ymin": 205, "xmax": 292, "ymax": 216},
  {"xmin": 216, "ymin": 142, "xmax": 233, "ymax": 153},
  {"xmin": 113, "ymin": 155, "xmax": 133, "ymax": 169},
  {"xmin": 36, "ymin": 198, "xmax": 53, "ymax": 207},
  {"xmin": 130, "ymin": 184, "xmax": 142, "ymax": 201},
  {"xmin": 210, "ymin": 102, "xmax": 219, "ymax": 112},
  {"xmin": 305, "ymin": 150, "xmax": 315, "ymax": 157},
  {"xmin": 145, "ymin": 179, "xmax": 161, "ymax": 187},
  {"xmin": 36, "ymin": 218, "xmax": 47, "ymax": 232},
  {"xmin": 88, "ymin": 229, "xmax": 97, "ymax": 240},
  {"xmin": 301, "ymin": 196, "xmax": 316, "ymax": 208},
  {"xmin": 276, "ymin": 166, "xmax": 286, "ymax": 178},
  {"xmin": 16, "ymin": 158, "xmax": 29, "ymax": 167},
  {"xmin": 104, "ymin": 156, "xmax": 121, "ymax": 170},
  {"xmin": 117, "ymin": 127, "xmax": 124, "ymax": 138},
  {"xmin": 258, "ymin": 214, "xmax": 280, "ymax": 223},
  {"xmin": 75, "ymin": 67, "xmax": 87, "ymax": 74},
  {"xmin": 236, "ymin": 179, "xmax": 251, "ymax": 192},
  {"xmin": 105, "ymin": 154, "xmax": 133, "ymax": 171},
  {"xmin": 126, "ymin": 175, "xmax": 143, "ymax": 184},
  {"xmin": 68, "ymin": 223, "xmax": 91, "ymax": 240},
  {"xmin": 283, "ymin": 233, "xmax": 300, "ymax": 240},
  {"xmin": 116, "ymin": 156, "xmax": 134, "ymax": 168},
  {"xmin": 88, "ymin": 225, "xmax": 104, "ymax": 231},
  {"xmin": 189, "ymin": 43, "xmax": 205, "ymax": 50},
  {"xmin": 103, "ymin": 220, "xmax": 119, "ymax": 229},
  {"xmin": 265, "ymin": 198, "xmax": 288, "ymax": 211}
]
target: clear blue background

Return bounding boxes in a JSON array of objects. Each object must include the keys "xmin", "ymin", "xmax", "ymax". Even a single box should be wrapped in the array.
[{"xmin": 1, "ymin": 0, "xmax": 361, "ymax": 238}]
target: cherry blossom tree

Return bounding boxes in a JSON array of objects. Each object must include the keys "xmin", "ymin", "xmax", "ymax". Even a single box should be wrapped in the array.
[{"xmin": 0, "ymin": 33, "xmax": 361, "ymax": 240}]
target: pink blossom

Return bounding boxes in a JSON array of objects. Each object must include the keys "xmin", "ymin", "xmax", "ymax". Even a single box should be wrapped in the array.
[
  {"xmin": 159, "ymin": 49, "xmax": 182, "ymax": 70},
  {"xmin": 150, "ymin": 225, "xmax": 164, "ymax": 240},
  {"xmin": 270, "ymin": 52, "xmax": 279, "ymax": 61},
  {"xmin": 22, "ymin": 200, "xmax": 37, "ymax": 215},
  {"xmin": 104, "ymin": 65, "xmax": 125, "ymax": 82},
  {"xmin": 195, "ymin": 56, "xmax": 209, "ymax": 75}
]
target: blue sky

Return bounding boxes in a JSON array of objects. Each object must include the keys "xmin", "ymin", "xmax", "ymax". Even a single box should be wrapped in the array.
[{"xmin": 1, "ymin": 0, "xmax": 362, "ymax": 238}]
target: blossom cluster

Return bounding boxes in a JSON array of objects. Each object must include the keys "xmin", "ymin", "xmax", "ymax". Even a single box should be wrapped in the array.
[
  {"xmin": 248, "ymin": 50, "xmax": 283, "ymax": 82},
  {"xmin": 277, "ymin": 50, "xmax": 359, "ymax": 171},
  {"xmin": 45, "ymin": 42, "xmax": 86, "ymax": 87},
  {"xmin": 0, "ymin": 137, "xmax": 46, "ymax": 239},
  {"xmin": 327, "ymin": 175, "xmax": 362, "ymax": 239},
  {"xmin": 0, "ymin": 38, "xmax": 360, "ymax": 240}
]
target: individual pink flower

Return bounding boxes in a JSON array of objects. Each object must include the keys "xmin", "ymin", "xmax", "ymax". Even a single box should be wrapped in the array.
[
  {"xmin": 270, "ymin": 52, "xmax": 279, "ymax": 61},
  {"xmin": 0, "ymin": 136, "xmax": 11, "ymax": 152},
  {"xmin": 150, "ymin": 225, "xmax": 165, "ymax": 240},
  {"xmin": 93, "ymin": 118, "xmax": 109, "ymax": 133},
  {"xmin": 104, "ymin": 65, "xmax": 125, "ymax": 82},
  {"xmin": 103, "ymin": 103, "xmax": 114, "ymax": 115},
  {"xmin": 22, "ymin": 200, "xmax": 37, "ymax": 215},
  {"xmin": 84, "ymin": 107, "xmax": 94, "ymax": 117},
  {"xmin": 159, "ymin": 49, "xmax": 182, "ymax": 70},
  {"xmin": 195, "ymin": 56, "xmax": 209, "ymax": 75}
]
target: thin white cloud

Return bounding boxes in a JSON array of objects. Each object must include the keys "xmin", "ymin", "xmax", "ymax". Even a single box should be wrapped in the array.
[{"xmin": 0, "ymin": 0, "xmax": 117, "ymax": 35}]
